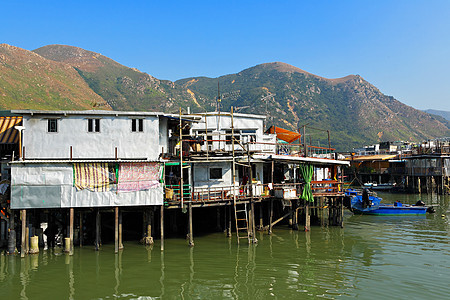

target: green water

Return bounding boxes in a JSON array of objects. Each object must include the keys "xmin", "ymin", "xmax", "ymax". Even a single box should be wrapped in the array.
[{"xmin": 1, "ymin": 193, "xmax": 449, "ymax": 299}]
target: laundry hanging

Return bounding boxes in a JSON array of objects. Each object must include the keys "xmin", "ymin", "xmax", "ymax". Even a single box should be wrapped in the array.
[
  {"xmin": 117, "ymin": 162, "xmax": 161, "ymax": 192},
  {"xmin": 299, "ymin": 164, "xmax": 314, "ymax": 202},
  {"xmin": 74, "ymin": 163, "xmax": 112, "ymax": 192}
]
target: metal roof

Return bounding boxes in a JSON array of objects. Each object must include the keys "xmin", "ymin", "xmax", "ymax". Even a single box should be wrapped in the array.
[
  {"xmin": 253, "ymin": 153, "xmax": 350, "ymax": 166},
  {"xmin": 8, "ymin": 110, "xmax": 201, "ymax": 121},
  {"xmin": 10, "ymin": 159, "xmax": 159, "ymax": 164}
]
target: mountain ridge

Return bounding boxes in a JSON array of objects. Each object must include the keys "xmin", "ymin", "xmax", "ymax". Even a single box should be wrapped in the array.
[{"xmin": 1, "ymin": 43, "xmax": 449, "ymax": 150}]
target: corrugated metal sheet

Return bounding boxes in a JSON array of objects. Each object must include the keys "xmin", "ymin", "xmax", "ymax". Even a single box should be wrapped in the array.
[
  {"xmin": 349, "ymin": 154, "xmax": 397, "ymax": 161},
  {"xmin": 0, "ymin": 116, "xmax": 22, "ymax": 144}
]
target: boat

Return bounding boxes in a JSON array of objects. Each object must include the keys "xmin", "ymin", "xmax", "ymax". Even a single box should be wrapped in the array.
[
  {"xmin": 363, "ymin": 182, "xmax": 396, "ymax": 191},
  {"xmin": 344, "ymin": 189, "xmax": 431, "ymax": 215}
]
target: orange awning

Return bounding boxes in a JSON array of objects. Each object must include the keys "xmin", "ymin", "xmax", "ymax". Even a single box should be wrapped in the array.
[
  {"xmin": 0, "ymin": 117, "xmax": 22, "ymax": 144},
  {"xmin": 266, "ymin": 125, "xmax": 301, "ymax": 143}
]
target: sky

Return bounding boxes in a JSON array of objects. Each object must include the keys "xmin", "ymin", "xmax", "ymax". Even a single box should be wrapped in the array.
[{"xmin": 2, "ymin": 0, "xmax": 450, "ymax": 111}]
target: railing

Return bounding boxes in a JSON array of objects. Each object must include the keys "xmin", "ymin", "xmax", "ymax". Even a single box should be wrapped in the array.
[
  {"xmin": 165, "ymin": 180, "xmax": 344, "ymax": 204},
  {"xmin": 173, "ymin": 134, "xmax": 336, "ymax": 157},
  {"xmin": 165, "ymin": 183, "xmax": 273, "ymax": 203}
]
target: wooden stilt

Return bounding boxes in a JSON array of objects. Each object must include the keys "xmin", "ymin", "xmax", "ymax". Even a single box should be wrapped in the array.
[
  {"xmin": 268, "ymin": 199, "xmax": 273, "ymax": 235},
  {"xmin": 95, "ymin": 209, "xmax": 101, "ymax": 251},
  {"xmin": 25, "ymin": 221, "xmax": 29, "ymax": 256},
  {"xmin": 216, "ymin": 207, "xmax": 221, "ymax": 231},
  {"xmin": 79, "ymin": 212, "xmax": 83, "ymax": 247},
  {"xmin": 227, "ymin": 205, "xmax": 232, "ymax": 237},
  {"xmin": 69, "ymin": 208, "xmax": 74, "ymax": 255},
  {"xmin": 259, "ymin": 203, "xmax": 263, "ymax": 230},
  {"xmin": 250, "ymin": 201, "xmax": 257, "ymax": 243},
  {"xmin": 188, "ymin": 202, "xmax": 194, "ymax": 247},
  {"xmin": 115, "ymin": 207, "xmax": 119, "ymax": 253},
  {"xmin": 340, "ymin": 198, "xmax": 344, "ymax": 228},
  {"xmin": 8, "ymin": 210, "xmax": 15, "ymax": 255},
  {"xmin": 160, "ymin": 205, "xmax": 164, "ymax": 251},
  {"xmin": 304, "ymin": 202, "xmax": 310, "ymax": 232},
  {"xmin": 292, "ymin": 200, "xmax": 298, "ymax": 230},
  {"xmin": 119, "ymin": 208, "xmax": 123, "ymax": 250},
  {"xmin": 21, "ymin": 209, "xmax": 26, "ymax": 257}
]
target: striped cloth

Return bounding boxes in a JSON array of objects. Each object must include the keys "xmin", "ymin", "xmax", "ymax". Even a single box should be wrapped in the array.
[
  {"xmin": 118, "ymin": 162, "xmax": 161, "ymax": 192},
  {"xmin": 0, "ymin": 117, "xmax": 22, "ymax": 144},
  {"xmin": 74, "ymin": 163, "xmax": 111, "ymax": 192}
]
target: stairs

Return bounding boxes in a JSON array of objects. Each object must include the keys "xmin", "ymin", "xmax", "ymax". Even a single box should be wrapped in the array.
[{"xmin": 234, "ymin": 202, "xmax": 252, "ymax": 244}]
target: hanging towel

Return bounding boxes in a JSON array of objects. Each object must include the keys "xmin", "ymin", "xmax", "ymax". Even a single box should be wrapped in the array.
[
  {"xmin": 118, "ymin": 162, "xmax": 161, "ymax": 192},
  {"xmin": 74, "ymin": 163, "xmax": 111, "ymax": 192}
]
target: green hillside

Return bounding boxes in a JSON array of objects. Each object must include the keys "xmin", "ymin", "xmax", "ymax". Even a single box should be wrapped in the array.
[
  {"xmin": 2, "ymin": 44, "xmax": 448, "ymax": 151},
  {"xmin": 176, "ymin": 62, "xmax": 450, "ymax": 150},
  {"xmin": 33, "ymin": 45, "xmax": 198, "ymax": 112},
  {"xmin": 0, "ymin": 44, "xmax": 108, "ymax": 110}
]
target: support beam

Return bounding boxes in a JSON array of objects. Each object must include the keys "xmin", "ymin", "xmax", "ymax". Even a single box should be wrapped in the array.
[
  {"xmin": 95, "ymin": 209, "xmax": 101, "ymax": 251},
  {"xmin": 304, "ymin": 202, "xmax": 310, "ymax": 232},
  {"xmin": 8, "ymin": 210, "xmax": 16, "ymax": 255},
  {"xmin": 79, "ymin": 212, "xmax": 83, "ymax": 247},
  {"xmin": 188, "ymin": 202, "xmax": 194, "ymax": 247},
  {"xmin": 115, "ymin": 207, "xmax": 119, "ymax": 253},
  {"xmin": 227, "ymin": 205, "xmax": 232, "ymax": 237},
  {"xmin": 21, "ymin": 209, "xmax": 26, "ymax": 257},
  {"xmin": 119, "ymin": 208, "xmax": 123, "ymax": 250},
  {"xmin": 69, "ymin": 207, "xmax": 74, "ymax": 255},
  {"xmin": 268, "ymin": 199, "xmax": 273, "ymax": 235},
  {"xmin": 259, "ymin": 203, "xmax": 263, "ymax": 230},
  {"xmin": 160, "ymin": 205, "xmax": 164, "ymax": 251}
]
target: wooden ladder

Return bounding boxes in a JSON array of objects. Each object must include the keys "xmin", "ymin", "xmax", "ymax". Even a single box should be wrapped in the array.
[{"xmin": 234, "ymin": 202, "xmax": 251, "ymax": 244}]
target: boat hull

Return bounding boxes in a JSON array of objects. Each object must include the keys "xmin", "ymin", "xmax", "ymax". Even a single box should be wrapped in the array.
[{"xmin": 354, "ymin": 204, "xmax": 427, "ymax": 215}]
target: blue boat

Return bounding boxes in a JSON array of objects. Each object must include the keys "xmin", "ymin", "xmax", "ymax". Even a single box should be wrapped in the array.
[{"xmin": 344, "ymin": 189, "xmax": 430, "ymax": 215}]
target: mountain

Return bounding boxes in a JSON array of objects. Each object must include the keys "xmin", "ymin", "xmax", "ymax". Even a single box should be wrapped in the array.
[
  {"xmin": 423, "ymin": 109, "xmax": 450, "ymax": 122},
  {"xmin": 33, "ymin": 45, "xmax": 197, "ymax": 112},
  {"xmin": 176, "ymin": 62, "xmax": 450, "ymax": 150},
  {"xmin": 1, "ymin": 44, "xmax": 449, "ymax": 151},
  {"xmin": 0, "ymin": 44, "xmax": 109, "ymax": 110}
]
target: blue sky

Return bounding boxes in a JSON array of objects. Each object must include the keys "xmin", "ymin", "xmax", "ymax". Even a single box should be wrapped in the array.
[{"xmin": 2, "ymin": 0, "xmax": 450, "ymax": 111}]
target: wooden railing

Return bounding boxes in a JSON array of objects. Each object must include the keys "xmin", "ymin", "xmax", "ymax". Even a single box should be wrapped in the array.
[{"xmin": 165, "ymin": 180, "xmax": 344, "ymax": 204}]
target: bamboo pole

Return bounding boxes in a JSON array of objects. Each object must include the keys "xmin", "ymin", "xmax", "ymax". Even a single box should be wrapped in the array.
[{"xmin": 179, "ymin": 108, "xmax": 184, "ymax": 210}]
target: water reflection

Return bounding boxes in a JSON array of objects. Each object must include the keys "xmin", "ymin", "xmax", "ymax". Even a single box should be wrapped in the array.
[{"xmin": 0, "ymin": 194, "xmax": 449, "ymax": 299}]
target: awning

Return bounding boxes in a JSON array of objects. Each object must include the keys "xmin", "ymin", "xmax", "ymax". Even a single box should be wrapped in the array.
[
  {"xmin": 265, "ymin": 125, "xmax": 301, "ymax": 143},
  {"xmin": 348, "ymin": 154, "xmax": 398, "ymax": 161},
  {"xmin": 0, "ymin": 117, "xmax": 22, "ymax": 144}
]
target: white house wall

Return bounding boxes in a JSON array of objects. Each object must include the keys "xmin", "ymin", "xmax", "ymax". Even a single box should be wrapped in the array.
[
  {"xmin": 22, "ymin": 115, "xmax": 160, "ymax": 160},
  {"xmin": 159, "ymin": 117, "xmax": 169, "ymax": 154},
  {"xmin": 193, "ymin": 161, "xmax": 233, "ymax": 189},
  {"xmin": 11, "ymin": 164, "xmax": 163, "ymax": 209}
]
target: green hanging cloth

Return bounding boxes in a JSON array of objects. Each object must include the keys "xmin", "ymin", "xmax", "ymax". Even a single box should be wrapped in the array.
[{"xmin": 299, "ymin": 164, "xmax": 314, "ymax": 202}]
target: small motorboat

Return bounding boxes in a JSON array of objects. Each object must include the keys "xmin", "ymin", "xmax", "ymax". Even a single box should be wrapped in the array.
[{"xmin": 344, "ymin": 189, "xmax": 432, "ymax": 215}]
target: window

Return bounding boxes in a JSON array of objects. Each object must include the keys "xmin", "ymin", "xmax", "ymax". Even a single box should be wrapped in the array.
[
  {"xmin": 209, "ymin": 168, "xmax": 222, "ymax": 180},
  {"xmin": 132, "ymin": 119, "xmax": 143, "ymax": 132},
  {"xmin": 241, "ymin": 129, "xmax": 256, "ymax": 143},
  {"xmin": 225, "ymin": 130, "xmax": 232, "ymax": 145},
  {"xmin": 88, "ymin": 119, "xmax": 100, "ymax": 132},
  {"xmin": 47, "ymin": 119, "xmax": 58, "ymax": 133}
]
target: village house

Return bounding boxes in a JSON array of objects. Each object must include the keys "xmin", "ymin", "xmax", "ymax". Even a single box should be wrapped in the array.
[{"xmin": 0, "ymin": 109, "xmax": 350, "ymax": 254}]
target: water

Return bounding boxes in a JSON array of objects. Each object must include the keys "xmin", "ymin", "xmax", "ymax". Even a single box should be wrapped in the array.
[{"xmin": 1, "ymin": 193, "xmax": 449, "ymax": 299}]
